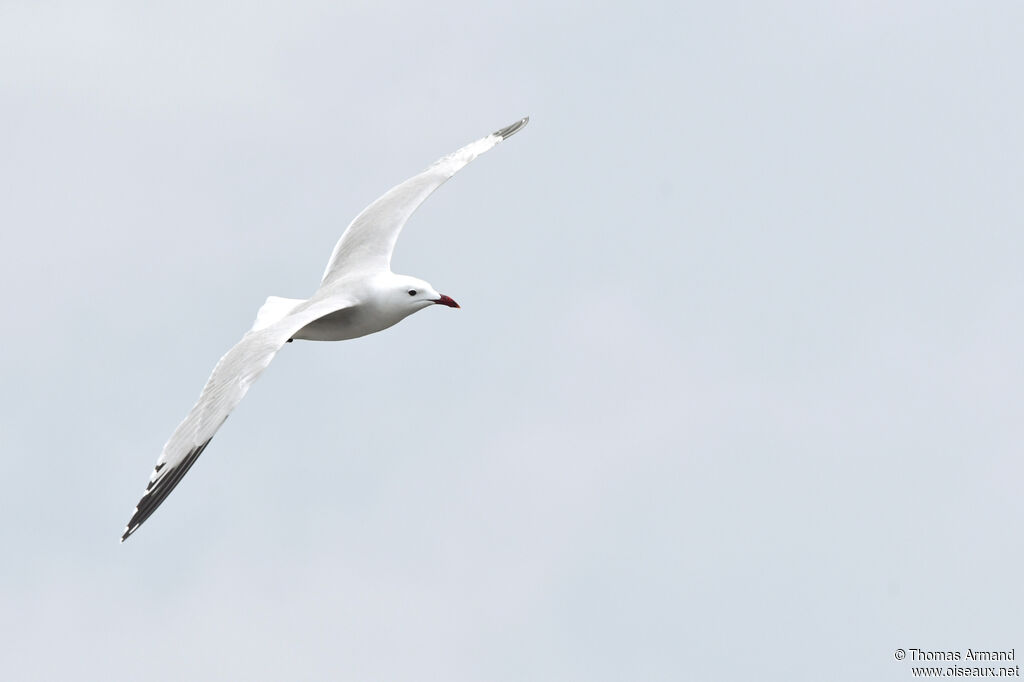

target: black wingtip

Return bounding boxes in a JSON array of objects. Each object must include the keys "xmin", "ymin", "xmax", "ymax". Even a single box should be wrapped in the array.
[
  {"xmin": 120, "ymin": 438, "xmax": 214, "ymax": 543},
  {"xmin": 493, "ymin": 116, "xmax": 529, "ymax": 140},
  {"xmin": 121, "ymin": 518, "xmax": 140, "ymax": 542}
]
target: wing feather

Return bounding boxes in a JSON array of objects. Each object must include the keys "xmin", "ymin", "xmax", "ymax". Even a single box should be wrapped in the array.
[
  {"xmin": 320, "ymin": 117, "xmax": 528, "ymax": 283},
  {"xmin": 121, "ymin": 298, "xmax": 351, "ymax": 541}
]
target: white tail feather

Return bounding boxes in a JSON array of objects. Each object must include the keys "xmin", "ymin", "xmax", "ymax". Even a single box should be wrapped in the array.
[{"xmin": 251, "ymin": 296, "xmax": 306, "ymax": 331}]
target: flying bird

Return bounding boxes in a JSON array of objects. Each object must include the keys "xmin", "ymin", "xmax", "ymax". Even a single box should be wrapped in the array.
[{"xmin": 121, "ymin": 117, "xmax": 529, "ymax": 542}]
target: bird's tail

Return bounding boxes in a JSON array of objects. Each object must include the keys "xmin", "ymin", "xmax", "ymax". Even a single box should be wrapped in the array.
[{"xmin": 251, "ymin": 296, "xmax": 306, "ymax": 332}]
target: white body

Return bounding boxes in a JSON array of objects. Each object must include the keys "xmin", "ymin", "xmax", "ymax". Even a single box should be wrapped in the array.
[{"xmin": 293, "ymin": 273, "xmax": 437, "ymax": 341}]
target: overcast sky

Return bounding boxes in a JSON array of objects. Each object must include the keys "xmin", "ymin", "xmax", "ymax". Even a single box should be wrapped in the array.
[{"xmin": 2, "ymin": 2, "xmax": 1022, "ymax": 680}]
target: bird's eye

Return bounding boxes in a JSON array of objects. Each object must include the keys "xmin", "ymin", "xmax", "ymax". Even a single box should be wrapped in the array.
[{"xmin": 408, "ymin": 289, "xmax": 417, "ymax": 296}]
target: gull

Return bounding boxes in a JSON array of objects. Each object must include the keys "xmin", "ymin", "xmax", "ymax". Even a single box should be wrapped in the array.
[{"xmin": 121, "ymin": 117, "xmax": 529, "ymax": 542}]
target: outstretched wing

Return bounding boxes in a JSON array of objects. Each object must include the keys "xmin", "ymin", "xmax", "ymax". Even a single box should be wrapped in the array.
[
  {"xmin": 320, "ymin": 117, "xmax": 529, "ymax": 284},
  {"xmin": 121, "ymin": 298, "xmax": 352, "ymax": 542}
]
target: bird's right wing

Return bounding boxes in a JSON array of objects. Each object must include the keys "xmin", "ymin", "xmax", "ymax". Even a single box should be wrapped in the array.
[
  {"xmin": 121, "ymin": 297, "xmax": 351, "ymax": 542},
  {"xmin": 320, "ymin": 117, "xmax": 529, "ymax": 284}
]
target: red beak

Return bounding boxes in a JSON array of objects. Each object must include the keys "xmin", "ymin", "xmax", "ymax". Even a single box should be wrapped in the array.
[{"xmin": 433, "ymin": 294, "xmax": 460, "ymax": 308}]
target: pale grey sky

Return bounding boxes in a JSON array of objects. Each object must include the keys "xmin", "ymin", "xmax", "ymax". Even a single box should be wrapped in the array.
[{"xmin": 1, "ymin": 2, "xmax": 1022, "ymax": 680}]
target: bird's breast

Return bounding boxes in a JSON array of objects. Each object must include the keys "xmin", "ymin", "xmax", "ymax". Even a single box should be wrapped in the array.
[{"xmin": 291, "ymin": 302, "xmax": 409, "ymax": 342}]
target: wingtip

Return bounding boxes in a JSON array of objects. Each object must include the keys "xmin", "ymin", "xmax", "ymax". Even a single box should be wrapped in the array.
[
  {"xmin": 119, "ymin": 437, "xmax": 214, "ymax": 544},
  {"xmin": 493, "ymin": 116, "xmax": 529, "ymax": 140}
]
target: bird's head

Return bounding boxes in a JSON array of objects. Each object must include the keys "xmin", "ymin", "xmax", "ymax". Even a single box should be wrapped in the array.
[{"xmin": 389, "ymin": 275, "xmax": 460, "ymax": 312}]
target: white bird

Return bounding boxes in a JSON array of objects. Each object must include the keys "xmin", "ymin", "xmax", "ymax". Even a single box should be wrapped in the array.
[{"xmin": 122, "ymin": 117, "xmax": 529, "ymax": 542}]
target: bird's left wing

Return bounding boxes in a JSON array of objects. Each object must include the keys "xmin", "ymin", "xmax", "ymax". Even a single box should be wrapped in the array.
[
  {"xmin": 320, "ymin": 117, "xmax": 529, "ymax": 284},
  {"xmin": 121, "ymin": 298, "xmax": 351, "ymax": 542}
]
